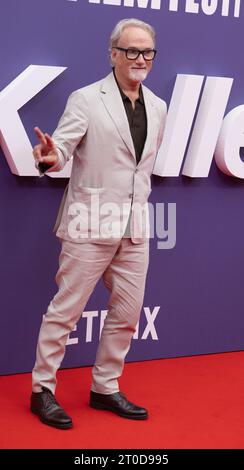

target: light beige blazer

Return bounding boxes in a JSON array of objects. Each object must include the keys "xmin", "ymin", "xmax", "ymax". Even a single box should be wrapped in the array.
[{"xmin": 47, "ymin": 72, "xmax": 167, "ymax": 244}]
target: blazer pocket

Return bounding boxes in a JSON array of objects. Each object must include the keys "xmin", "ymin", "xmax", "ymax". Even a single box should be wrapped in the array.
[{"xmin": 78, "ymin": 186, "xmax": 106, "ymax": 195}]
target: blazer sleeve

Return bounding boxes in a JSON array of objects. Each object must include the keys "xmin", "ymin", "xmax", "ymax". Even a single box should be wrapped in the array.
[{"xmin": 46, "ymin": 90, "xmax": 89, "ymax": 173}]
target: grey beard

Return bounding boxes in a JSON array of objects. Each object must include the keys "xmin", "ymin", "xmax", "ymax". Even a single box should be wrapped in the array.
[{"xmin": 129, "ymin": 69, "xmax": 148, "ymax": 82}]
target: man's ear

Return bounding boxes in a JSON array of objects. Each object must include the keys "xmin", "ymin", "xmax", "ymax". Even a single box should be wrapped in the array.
[{"xmin": 111, "ymin": 49, "xmax": 117, "ymax": 66}]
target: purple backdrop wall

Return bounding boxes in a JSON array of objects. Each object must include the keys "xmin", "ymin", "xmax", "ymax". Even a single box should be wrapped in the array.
[{"xmin": 0, "ymin": 0, "xmax": 243, "ymax": 375}]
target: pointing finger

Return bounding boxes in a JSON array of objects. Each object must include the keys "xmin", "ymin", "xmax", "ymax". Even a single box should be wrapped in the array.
[{"xmin": 34, "ymin": 126, "xmax": 47, "ymax": 145}]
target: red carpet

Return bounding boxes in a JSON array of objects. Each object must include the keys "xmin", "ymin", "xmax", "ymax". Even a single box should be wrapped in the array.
[{"xmin": 0, "ymin": 352, "xmax": 243, "ymax": 449}]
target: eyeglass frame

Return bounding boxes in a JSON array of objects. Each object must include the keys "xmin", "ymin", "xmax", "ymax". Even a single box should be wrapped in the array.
[{"xmin": 112, "ymin": 47, "xmax": 157, "ymax": 61}]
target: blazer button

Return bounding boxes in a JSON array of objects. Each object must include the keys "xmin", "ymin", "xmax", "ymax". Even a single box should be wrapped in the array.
[{"xmin": 129, "ymin": 193, "xmax": 133, "ymax": 198}]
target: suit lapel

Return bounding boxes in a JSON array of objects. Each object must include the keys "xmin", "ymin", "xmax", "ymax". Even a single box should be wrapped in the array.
[
  {"xmin": 140, "ymin": 84, "xmax": 155, "ymax": 163},
  {"xmin": 100, "ymin": 72, "xmax": 136, "ymax": 161}
]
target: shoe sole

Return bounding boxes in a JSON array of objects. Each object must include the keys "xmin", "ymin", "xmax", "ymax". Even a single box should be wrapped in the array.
[
  {"xmin": 31, "ymin": 406, "xmax": 73, "ymax": 430},
  {"xmin": 90, "ymin": 401, "xmax": 148, "ymax": 420}
]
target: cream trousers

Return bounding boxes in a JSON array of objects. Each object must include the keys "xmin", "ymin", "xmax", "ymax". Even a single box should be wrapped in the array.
[{"xmin": 32, "ymin": 238, "xmax": 149, "ymax": 394}]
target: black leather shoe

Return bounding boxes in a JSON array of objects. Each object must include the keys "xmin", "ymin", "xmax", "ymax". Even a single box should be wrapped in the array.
[
  {"xmin": 90, "ymin": 391, "xmax": 148, "ymax": 420},
  {"xmin": 31, "ymin": 387, "xmax": 73, "ymax": 429}
]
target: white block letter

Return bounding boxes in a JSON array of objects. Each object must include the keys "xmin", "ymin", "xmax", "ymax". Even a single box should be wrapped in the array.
[
  {"xmin": 201, "ymin": 0, "xmax": 218, "ymax": 15},
  {"xmin": 215, "ymin": 105, "xmax": 244, "ymax": 178},
  {"xmin": 182, "ymin": 77, "xmax": 233, "ymax": 177},
  {"xmin": 0, "ymin": 65, "xmax": 66, "ymax": 176},
  {"xmin": 153, "ymin": 74, "xmax": 204, "ymax": 177},
  {"xmin": 185, "ymin": 0, "xmax": 199, "ymax": 14}
]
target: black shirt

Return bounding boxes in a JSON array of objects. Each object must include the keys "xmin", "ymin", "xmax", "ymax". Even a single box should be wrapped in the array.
[{"xmin": 113, "ymin": 69, "xmax": 147, "ymax": 165}]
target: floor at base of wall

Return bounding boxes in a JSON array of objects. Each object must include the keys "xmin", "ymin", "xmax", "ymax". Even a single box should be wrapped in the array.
[{"xmin": 0, "ymin": 351, "xmax": 243, "ymax": 449}]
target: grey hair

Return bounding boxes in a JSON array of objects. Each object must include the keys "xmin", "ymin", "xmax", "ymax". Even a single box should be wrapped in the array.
[{"xmin": 109, "ymin": 18, "xmax": 155, "ymax": 63}]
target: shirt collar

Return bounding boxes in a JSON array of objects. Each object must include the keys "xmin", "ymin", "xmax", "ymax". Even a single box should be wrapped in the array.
[{"xmin": 112, "ymin": 68, "xmax": 144, "ymax": 104}]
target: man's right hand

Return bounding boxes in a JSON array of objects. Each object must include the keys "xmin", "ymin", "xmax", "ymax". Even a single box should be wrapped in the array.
[{"xmin": 33, "ymin": 127, "xmax": 59, "ymax": 167}]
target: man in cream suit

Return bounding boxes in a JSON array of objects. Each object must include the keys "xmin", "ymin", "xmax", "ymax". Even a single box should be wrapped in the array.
[{"xmin": 31, "ymin": 18, "xmax": 167, "ymax": 429}]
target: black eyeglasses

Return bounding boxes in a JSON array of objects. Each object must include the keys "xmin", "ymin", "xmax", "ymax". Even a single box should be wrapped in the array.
[{"xmin": 113, "ymin": 47, "xmax": 157, "ymax": 61}]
